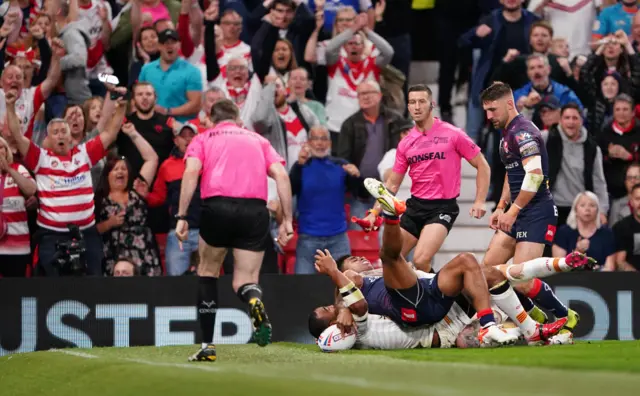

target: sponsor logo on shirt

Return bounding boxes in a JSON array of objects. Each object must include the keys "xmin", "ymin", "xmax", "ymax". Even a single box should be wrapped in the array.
[
  {"xmin": 545, "ymin": 225, "xmax": 557, "ymax": 242},
  {"xmin": 406, "ymin": 152, "xmax": 447, "ymax": 165},
  {"xmin": 433, "ymin": 137, "xmax": 449, "ymax": 144},
  {"xmin": 505, "ymin": 162, "xmax": 519, "ymax": 169},
  {"xmin": 50, "ymin": 174, "xmax": 87, "ymax": 189},
  {"xmin": 401, "ymin": 308, "xmax": 417, "ymax": 322},
  {"xmin": 519, "ymin": 141, "xmax": 539, "ymax": 157},
  {"xmin": 438, "ymin": 214, "xmax": 451, "ymax": 223},
  {"xmin": 517, "ymin": 231, "xmax": 528, "ymax": 239}
]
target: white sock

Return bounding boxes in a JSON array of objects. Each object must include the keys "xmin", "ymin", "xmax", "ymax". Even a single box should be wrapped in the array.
[
  {"xmin": 518, "ymin": 257, "xmax": 571, "ymax": 280},
  {"xmin": 201, "ymin": 342, "xmax": 208, "ymax": 349},
  {"xmin": 505, "ymin": 327, "xmax": 522, "ymax": 339},
  {"xmin": 491, "ymin": 282, "xmax": 538, "ymax": 338}
]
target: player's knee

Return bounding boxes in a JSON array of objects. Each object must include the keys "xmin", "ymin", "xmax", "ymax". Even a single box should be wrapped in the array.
[
  {"xmin": 456, "ymin": 252, "xmax": 481, "ymax": 272},
  {"xmin": 412, "ymin": 253, "xmax": 432, "ymax": 273},
  {"xmin": 483, "ymin": 265, "xmax": 506, "ymax": 288}
]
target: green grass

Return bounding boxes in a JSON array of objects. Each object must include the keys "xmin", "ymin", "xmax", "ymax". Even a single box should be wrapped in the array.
[{"xmin": 1, "ymin": 342, "xmax": 640, "ymax": 396}]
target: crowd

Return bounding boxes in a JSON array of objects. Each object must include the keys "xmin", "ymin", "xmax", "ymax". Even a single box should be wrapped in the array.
[{"xmin": 0, "ymin": 0, "xmax": 639, "ymax": 278}]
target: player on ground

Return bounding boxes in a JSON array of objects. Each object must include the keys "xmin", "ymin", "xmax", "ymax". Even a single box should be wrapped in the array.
[
  {"xmin": 480, "ymin": 81, "xmax": 579, "ymax": 337},
  {"xmin": 361, "ymin": 84, "xmax": 490, "ymax": 272},
  {"xmin": 176, "ymin": 99, "xmax": 294, "ymax": 362}
]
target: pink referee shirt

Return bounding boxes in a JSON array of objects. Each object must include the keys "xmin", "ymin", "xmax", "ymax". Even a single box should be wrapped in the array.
[
  {"xmin": 392, "ymin": 119, "xmax": 480, "ymax": 200},
  {"xmin": 184, "ymin": 121, "xmax": 285, "ymax": 201}
]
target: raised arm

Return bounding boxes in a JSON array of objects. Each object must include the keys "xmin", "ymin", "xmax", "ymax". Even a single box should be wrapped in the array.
[
  {"xmin": 5, "ymin": 89, "xmax": 30, "ymax": 158},
  {"xmin": 99, "ymin": 90, "xmax": 128, "ymax": 149},
  {"xmin": 315, "ymin": 250, "xmax": 369, "ymax": 318},
  {"xmin": 364, "ymin": 28, "xmax": 393, "ymax": 67},
  {"xmin": 40, "ymin": 38, "xmax": 64, "ymax": 99},
  {"xmin": 121, "ymin": 122, "xmax": 159, "ymax": 184},
  {"xmin": 325, "ymin": 28, "xmax": 355, "ymax": 66}
]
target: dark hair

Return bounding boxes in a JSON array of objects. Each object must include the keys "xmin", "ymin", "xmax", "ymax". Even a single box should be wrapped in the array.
[
  {"xmin": 95, "ymin": 152, "xmax": 135, "ymax": 212},
  {"xmin": 211, "ymin": 99, "xmax": 240, "ymax": 123},
  {"xmin": 273, "ymin": 38, "xmax": 298, "ymax": 71},
  {"xmin": 632, "ymin": 183, "xmax": 640, "ymax": 194},
  {"xmin": 132, "ymin": 81, "xmax": 156, "ymax": 95},
  {"xmin": 335, "ymin": 255, "xmax": 352, "ymax": 271},
  {"xmin": 221, "ymin": 9, "xmax": 242, "ymax": 20},
  {"xmin": 408, "ymin": 84, "xmax": 432, "ymax": 98},
  {"xmin": 113, "ymin": 256, "xmax": 140, "ymax": 276},
  {"xmin": 153, "ymin": 18, "xmax": 171, "ymax": 31},
  {"xmin": 272, "ymin": 0, "xmax": 296, "ymax": 10},
  {"xmin": 530, "ymin": 20, "xmax": 553, "ymax": 38},
  {"xmin": 614, "ymin": 93, "xmax": 635, "ymax": 108},
  {"xmin": 627, "ymin": 162, "xmax": 640, "ymax": 175},
  {"xmin": 480, "ymin": 81, "xmax": 513, "ymax": 103},
  {"xmin": 560, "ymin": 103, "xmax": 582, "ymax": 116},
  {"xmin": 308, "ymin": 310, "xmax": 331, "ymax": 339}
]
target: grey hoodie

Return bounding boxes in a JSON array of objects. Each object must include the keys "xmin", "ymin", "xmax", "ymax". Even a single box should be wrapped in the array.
[
  {"xmin": 545, "ymin": 125, "xmax": 609, "ymax": 211},
  {"xmin": 58, "ymin": 20, "xmax": 92, "ymax": 105}
]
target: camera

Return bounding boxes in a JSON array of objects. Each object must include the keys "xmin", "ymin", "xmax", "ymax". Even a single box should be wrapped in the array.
[{"xmin": 53, "ymin": 225, "xmax": 87, "ymax": 276}]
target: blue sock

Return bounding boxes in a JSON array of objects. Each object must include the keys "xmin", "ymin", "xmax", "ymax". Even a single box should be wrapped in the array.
[
  {"xmin": 515, "ymin": 290, "xmax": 535, "ymax": 312},
  {"xmin": 530, "ymin": 279, "xmax": 569, "ymax": 318},
  {"xmin": 477, "ymin": 309, "xmax": 496, "ymax": 328}
]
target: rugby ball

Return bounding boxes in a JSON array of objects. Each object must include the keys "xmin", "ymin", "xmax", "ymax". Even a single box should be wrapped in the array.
[{"xmin": 317, "ymin": 324, "xmax": 356, "ymax": 352}]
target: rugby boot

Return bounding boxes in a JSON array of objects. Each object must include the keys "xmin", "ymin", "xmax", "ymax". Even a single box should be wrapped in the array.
[
  {"xmin": 249, "ymin": 298, "xmax": 272, "ymax": 347},
  {"xmin": 528, "ymin": 306, "xmax": 549, "ymax": 324},
  {"xmin": 478, "ymin": 324, "xmax": 518, "ymax": 347},
  {"xmin": 525, "ymin": 317, "xmax": 568, "ymax": 346},
  {"xmin": 188, "ymin": 344, "xmax": 217, "ymax": 362},
  {"xmin": 363, "ymin": 178, "xmax": 406, "ymax": 216},
  {"xmin": 565, "ymin": 251, "xmax": 599, "ymax": 271},
  {"xmin": 558, "ymin": 308, "xmax": 580, "ymax": 337}
]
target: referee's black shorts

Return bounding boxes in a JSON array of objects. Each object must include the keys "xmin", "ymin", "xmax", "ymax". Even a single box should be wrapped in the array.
[
  {"xmin": 200, "ymin": 196, "xmax": 269, "ymax": 252},
  {"xmin": 400, "ymin": 197, "xmax": 459, "ymax": 239}
]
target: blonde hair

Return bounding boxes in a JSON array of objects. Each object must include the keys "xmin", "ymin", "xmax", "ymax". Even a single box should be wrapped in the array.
[
  {"xmin": 566, "ymin": 191, "xmax": 601, "ymax": 230},
  {"xmin": 0, "ymin": 136, "xmax": 13, "ymax": 165}
]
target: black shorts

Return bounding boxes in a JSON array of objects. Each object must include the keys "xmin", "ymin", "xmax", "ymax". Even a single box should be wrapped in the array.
[
  {"xmin": 400, "ymin": 197, "xmax": 459, "ymax": 239},
  {"xmin": 200, "ymin": 196, "xmax": 270, "ymax": 252}
]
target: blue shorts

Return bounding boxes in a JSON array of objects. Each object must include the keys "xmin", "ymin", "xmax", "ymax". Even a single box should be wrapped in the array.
[
  {"xmin": 362, "ymin": 274, "xmax": 456, "ymax": 328},
  {"xmin": 507, "ymin": 200, "xmax": 558, "ymax": 245}
]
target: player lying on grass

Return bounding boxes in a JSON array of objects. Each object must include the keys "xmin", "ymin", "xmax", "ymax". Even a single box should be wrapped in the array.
[{"xmin": 309, "ymin": 178, "xmax": 597, "ymax": 347}]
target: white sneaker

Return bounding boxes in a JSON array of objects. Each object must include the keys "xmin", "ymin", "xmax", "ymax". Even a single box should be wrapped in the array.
[
  {"xmin": 478, "ymin": 324, "xmax": 518, "ymax": 347},
  {"xmin": 363, "ymin": 178, "xmax": 406, "ymax": 216}
]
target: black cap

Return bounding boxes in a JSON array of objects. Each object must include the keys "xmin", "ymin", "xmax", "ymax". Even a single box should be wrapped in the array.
[
  {"xmin": 158, "ymin": 29, "xmax": 180, "ymax": 43},
  {"xmin": 537, "ymin": 96, "xmax": 561, "ymax": 110},
  {"xmin": 392, "ymin": 118, "xmax": 415, "ymax": 135}
]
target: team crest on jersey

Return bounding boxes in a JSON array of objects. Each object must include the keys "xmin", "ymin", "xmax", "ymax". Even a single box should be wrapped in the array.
[{"xmin": 51, "ymin": 160, "xmax": 59, "ymax": 168}]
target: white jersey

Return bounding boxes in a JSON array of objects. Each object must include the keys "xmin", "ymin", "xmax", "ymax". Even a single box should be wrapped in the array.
[
  {"xmin": 0, "ymin": 86, "xmax": 44, "ymax": 137},
  {"xmin": 527, "ymin": 0, "xmax": 601, "ymax": 59},
  {"xmin": 210, "ymin": 74, "xmax": 261, "ymax": 131},
  {"xmin": 77, "ymin": 0, "xmax": 113, "ymax": 78}
]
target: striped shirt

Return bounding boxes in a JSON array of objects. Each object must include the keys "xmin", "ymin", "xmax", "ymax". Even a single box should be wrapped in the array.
[
  {"xmin": 0, "ymin": 163, "xmax": 33, "ymax": 255},
  {"xmin": 23, "ymin": 136, "xmax": 106, "ymax": 232}
]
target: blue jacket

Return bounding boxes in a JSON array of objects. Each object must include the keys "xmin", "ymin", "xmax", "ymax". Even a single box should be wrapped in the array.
[
  {"xmin": 458, "ymin": 8, "xmax": 540, "ymax": 106},
  {"xmin": 513, "ymin": 80, "xmax": 584, "ymax": 111},
  {"xmin": 290, "ymin": 157, "xmax": 362, "ymax": 237}
]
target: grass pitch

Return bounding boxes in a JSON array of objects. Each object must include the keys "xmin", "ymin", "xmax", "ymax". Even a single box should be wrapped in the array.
[{"xmin": 1, "ymin": 341, "xmax": 640, "ymax": 396}]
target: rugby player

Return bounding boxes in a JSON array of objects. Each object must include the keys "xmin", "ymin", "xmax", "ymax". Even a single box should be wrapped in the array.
[
  {"xmin": 361, "ymin": 84, "xmax": 491, "ymax": 273},
  {"xmin": 480, "ymin": 82, "xmax": 579, "ymax": 337}
]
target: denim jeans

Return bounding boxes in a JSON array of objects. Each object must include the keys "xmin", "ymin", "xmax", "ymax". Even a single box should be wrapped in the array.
[
  {"xmin": 166, "ymin": 229, "xmax": 200, "ymax": 276},
  {"xmin": 348, "ymin": 196, "xmax": 376, "ymax": 230},
  {"xmin": 295, "ymin": 232, "xmax": 351, "ymax": 274},
  {"xmin": 37, "ymin": 226, "xmax": 103, "ymax": 276}
]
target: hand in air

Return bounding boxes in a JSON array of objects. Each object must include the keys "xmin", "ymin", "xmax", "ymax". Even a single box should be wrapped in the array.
[{"xmin": 314, "ymin": 249, "xmax": 338, "ymax": 275}]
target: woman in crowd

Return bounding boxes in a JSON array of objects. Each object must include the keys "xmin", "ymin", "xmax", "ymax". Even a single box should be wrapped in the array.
[
  {"xmin": 95, "ymin": 122, "xmax": 160, "ymax": 276},
  {"xmin": 0, "ymin": 136, "xmax": 36, "ymax": 277},
  {"xmin": 552, "ymin": 192, "xmax": 616, "ymax": 271},
  {"xmin": 84, "ymin": 96, "xmax": 104, "ymax": 134},
  {"xmin": 129, "ymin": 26, "xmax": 160, "ymax": 87},
  {"xmin": 586, "ymin": 71, "xmax": 627, "ymax": 134}
]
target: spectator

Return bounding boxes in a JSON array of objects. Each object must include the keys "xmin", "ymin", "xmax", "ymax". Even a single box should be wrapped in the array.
[
  {"xmin": 112, "ymin": 256, "xmax": 140, "ymax": 276},
  {"xmin": 252, "ymin": 74, "xmax": 319, "ymax": 168},
  {"xmin": 377, "ymin": 117, "xmax": 414, "ymax": 201},
  {"xmin": 216, "ymin": 8, "xmax": 251, "ymax": 76},
  {"xmin": 514, "ymin": 54, "xmax": 583, "ymax": 127},
  {"xmin": 552, "ymin": 192, "xmax": 616, "ymax": 271},
  {"xmin": 458, "ymin": 0, "xmax": 540, "ymax": 142},
  {"xmin": 550, "ymin": 37, "xmax": 570, "ymax": 59},
  {"xmin": 592, "ymin": 0, "xmax": 638, "ymax": 47},
  {"xmin": 0, "ymin": 136, "xmax": 36, "ymax": 277},
  {"xmin": 598, "ymin": 94, "xmax": 640, "ymax": 201},
  {"xmin": 308, "ymin": 0, "xmax": 374, "ymax": 34},
  {"xmin": 537, "ymin": 96, "xmax": 561, "ymax": 133},
  {"xmin": 325, "ymin": 14, "xmax": 393, "ymax": 151},
  {"xmin": 83, "ymin": 96, "xmax": 105, "ymax": 134},
  {"xmin": 287, "ymin": 67, "xmax": 327, "ymax": 125},
  {"xmin": 3, "ymin": 25, "xmax": 52, "ymax": 89},
  {"xmin": 586, "ymin": 70, "xmax": 628, "ymax": 134},
  {"xmin": 613, "ymin": 183, "xmax": 640, "ymax": 271},
  {"xmin": 5, "ymin": 85, "xmax": 125, "ymax": 276},
  {"xmin": 338, "ymin": 80, "xmax": 401, "ymax": 224},
  {"xmin": 138, "ymin": 29, "xmax": 203, "ymax": 123},
  {"xmin": 528, "ymin": 0, "xmax": 600, "ymax": 59},
  {"xmin": 128, "ymin": 26, "xmax": 160, "ymax": 87},
  {"xmin": 610, "ymin": 163, "xmax": 640, "ymax": 227},
  {"xmin": 77, "ymin": 0, "xmax": 113, "ymax": 97},
  {"xmin": 289, "ymin": 125, "xmax": 361, "ymax": 274},
  {"xmin": 96, "ymin": 123, "xmax": 160, "ymax": 276},
  {"xmin": 545, "ymin": 103, "xmax": 609, "ymax": 226},
  {"xmin": 140, "ymin": 123, "xmax": 200, "ymax": 276},
  {"xmin": 55, "ymin": 1, "xmax": 92, "ymax": 107},
  {"xmin": 252, "ymin": 21, "xmax": 298, "ymax": 84},
  {"xmin": 189, "ymin": 86, "xmax": 225, "ymax": 132}
]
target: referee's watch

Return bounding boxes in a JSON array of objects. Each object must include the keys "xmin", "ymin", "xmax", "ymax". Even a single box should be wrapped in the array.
[{"xmin": 175, "ymin": 214, "xmax": 188, "ymax": 221}]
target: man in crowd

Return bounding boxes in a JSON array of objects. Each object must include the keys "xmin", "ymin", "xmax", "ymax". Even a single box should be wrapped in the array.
[
  {"xmin": 139, "ymin": 29, "xmax": 202, "ymax": 123},
  {"xmin": 325, "ymin": 13, "xmax": 394, "ymax": 152},
  {"xmin": 592, "ymin": 0, "xmax": 638, "ymax": 46},
  {"xmin": 338, "ymin": 80, "xmax": 402, "ymax": 226},
  {"xmin": 362, "ymin": 85, "xmax": 490, "ymax": 273},
  {"xmin": 5, "ymin": 84, "xmax": 126, "ymax": 276},
  {"xmin": 613, "ymin": 183, "xmax": 640, "ymax": 271},
  {"xmin": 545, "ymin": 103, "xmax": 609, "ymax": 227},
  {"xmin": 290, "ymin": 125, "xmax": 361, "ymax": 273},
  {"xmin": 252, "ymin": 75, "xmax": 319, "ymax": 168},
  {"xmin": 481, "ymin": 81, "xmax": 579, "ymax": 335},
  {"xmin": 177, "ymin": 100, "xmax": 293, "ymax": 361}
]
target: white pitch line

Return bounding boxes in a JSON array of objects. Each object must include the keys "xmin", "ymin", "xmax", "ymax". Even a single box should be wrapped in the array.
[{"xmin": 49, "ymin": 349, "xmax": 99, "ymax": 359}]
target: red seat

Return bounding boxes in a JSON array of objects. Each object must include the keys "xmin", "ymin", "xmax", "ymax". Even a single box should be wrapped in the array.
[
  {"xmin": 348, "ymin": 230, "xmax": 380, "ymax": 262},
  {"xmin": 278, "ymin": 232, "xmax": 299, "ymax": 274},
  {"xmin": 154, "ymin": 233, "xmax": 168, "ymax": 275}
]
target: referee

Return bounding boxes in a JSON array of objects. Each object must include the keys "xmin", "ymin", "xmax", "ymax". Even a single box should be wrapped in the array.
[{"xmin": 176, "ymin": 99, "xmax": 294, "ymax": 362}]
